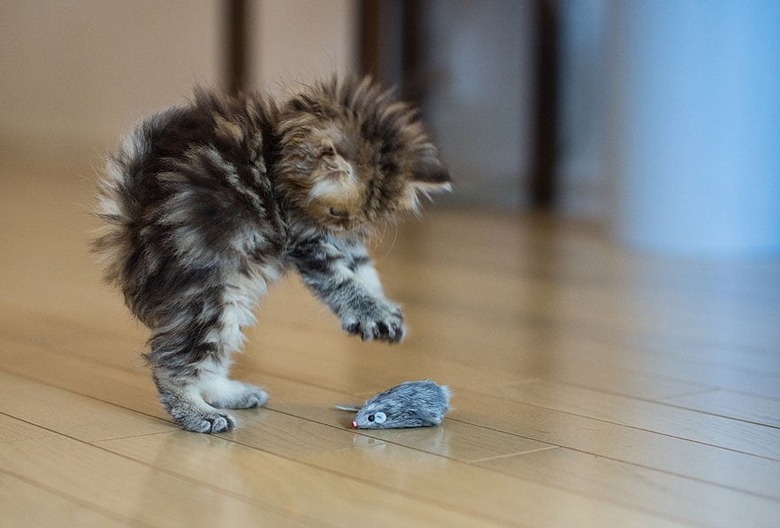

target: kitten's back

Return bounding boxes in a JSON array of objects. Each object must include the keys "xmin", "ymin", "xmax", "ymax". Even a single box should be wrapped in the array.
[{"xmin": 93, "ymin": 91, "xmax": 281, "ymax": 300}]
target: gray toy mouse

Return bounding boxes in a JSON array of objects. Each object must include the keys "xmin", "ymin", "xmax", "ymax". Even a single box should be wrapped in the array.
[{"xmin": 335, "ymin": 380, "xmax": 451, "ymax": 429}]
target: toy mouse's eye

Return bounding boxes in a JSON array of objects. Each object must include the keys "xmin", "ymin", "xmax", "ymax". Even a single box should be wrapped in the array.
[{"xmin": 373, "ymin": 412, "xmax": 386, "ymax": 424}]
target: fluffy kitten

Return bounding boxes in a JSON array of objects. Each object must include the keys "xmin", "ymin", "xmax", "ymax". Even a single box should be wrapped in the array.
[{"xmin": 93, "ymin": 77, "xmax": 451, "ymax": 433}]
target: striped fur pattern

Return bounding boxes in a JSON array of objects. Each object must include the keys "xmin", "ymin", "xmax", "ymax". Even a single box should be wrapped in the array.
[{"xmin": 93, "ymin": 76, "xmax": 451, "ymax": 433}]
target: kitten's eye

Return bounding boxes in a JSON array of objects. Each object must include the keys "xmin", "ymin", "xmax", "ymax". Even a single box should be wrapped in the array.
[
  {"xmin": 374, "ymin": 412, "xmax": 387, "ymax": 424},
  {"xmin": 320, "ymin": 146, "xmax": 335, "ymax": 158}
]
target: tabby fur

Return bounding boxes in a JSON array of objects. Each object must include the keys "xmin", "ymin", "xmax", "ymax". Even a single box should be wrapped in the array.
[{"xmin": 93, "ymin": 76, "xmax": 450, "ymax": 433}]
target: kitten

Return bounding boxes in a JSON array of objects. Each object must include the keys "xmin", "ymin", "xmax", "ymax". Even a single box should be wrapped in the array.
[{"xmin": 93, "ymin": 76, "xmax": 451, "ymax": 433}]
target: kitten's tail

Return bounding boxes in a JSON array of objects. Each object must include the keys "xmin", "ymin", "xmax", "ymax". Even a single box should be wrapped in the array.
[{"xmin": 91, "ymin": 122, "xmax": 151, "ymax": 287}]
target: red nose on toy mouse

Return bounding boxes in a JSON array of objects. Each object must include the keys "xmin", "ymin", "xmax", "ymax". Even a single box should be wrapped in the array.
[{"xmin": 335, "ymin": 380, "xmax": 451, "ymax": 429}]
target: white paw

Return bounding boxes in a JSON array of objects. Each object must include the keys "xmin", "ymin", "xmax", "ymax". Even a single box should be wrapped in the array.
[{"xmin": 205, "ymin": 381, "xmax": 269, "ymax": 410}]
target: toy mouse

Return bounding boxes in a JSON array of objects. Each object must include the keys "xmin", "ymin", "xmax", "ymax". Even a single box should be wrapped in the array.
[{"xmin": 335, "ymin": 380, "xmax": 451, "ymax": 429}]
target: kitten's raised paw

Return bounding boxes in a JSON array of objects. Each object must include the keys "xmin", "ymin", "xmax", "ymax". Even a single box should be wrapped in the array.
[{"xmin": 343, "ymin": 305, "xmax": 405, "ymax": 343}]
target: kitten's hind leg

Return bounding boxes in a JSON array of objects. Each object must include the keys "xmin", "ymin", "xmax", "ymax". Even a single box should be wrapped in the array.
[
  {"xmin": 147, "ymin": 285, "xmax": 267, "ymax": 433},
  {"xmin": 200, "ymin": 275, "xmax": 269, "ymax": 411}
]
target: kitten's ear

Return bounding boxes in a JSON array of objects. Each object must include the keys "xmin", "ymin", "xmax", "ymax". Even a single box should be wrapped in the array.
[{"xmin": 411, "ymin": 150, "xmax": 452, "ymax": 194}]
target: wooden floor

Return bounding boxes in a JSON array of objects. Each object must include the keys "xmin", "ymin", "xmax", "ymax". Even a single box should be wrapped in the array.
[{"xmin": 1, "ymin": 155, "xmax": 779, "ymax": 527}]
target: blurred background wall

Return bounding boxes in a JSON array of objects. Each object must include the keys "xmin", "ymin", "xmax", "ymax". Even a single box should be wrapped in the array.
[
  {"xmin": 0, "ymin": 0, "xmax": 223, "ymax": 155},
  {"xmin": 417, "ymin": 0, "xmax": 536, "ymax": 210},
  {"xmin": 251, "ymin": 0, "xmax": 356, "ymax": 95},
  {"xmin": 605, "ymin": 0, "xmax": 780, "ymax": 256},
  {"xmin": 1, "ymin": 0, "xmax": 778, "ymax": 256},
  {"xmin": 0, "ymin": 0, "xmax": 356, "ymax": 154}
]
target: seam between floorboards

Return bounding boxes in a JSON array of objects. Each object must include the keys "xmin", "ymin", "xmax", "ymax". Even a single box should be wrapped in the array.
[{"xmin": 456, "ymin": 386, "xmax": 780, "ymax": 463}]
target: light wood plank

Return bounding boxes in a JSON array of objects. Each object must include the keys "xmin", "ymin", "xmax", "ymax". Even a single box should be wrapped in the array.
[
  {"xmin": 481, "ymin": 380, "xmax": 780, "ymax": 460},
  {"xmin": 96, "ymin": 432, "xmax": 508, "ymax": 528},
  {"xmin": 0, "ymin": 436, "xmax": 315, "ymax": 528},
  {"xmin": 377, "ymin": 247, "xmax": 780, "ymax": 355},
  {"xmin": 0, "ymin": 336, "xmax": 164, "ymax": 419},
  {"xmin": 388, "ymin": 210, "xmax": 780, "ymax": 314},
  {"xmin": 663, "ymin": 389, "xmax": 780, "ymax": 429},
  {"xmin": 0, "ymin": 471, "xmax": 134, "ymax": 528},
  {"xmin": 0, "ymin": 371, "xmax": 174, "ymax": 442},
  {"xmin": 303, "ymin": 442, "xmax": 694, "ymax": 528},
  {"xmin": 476, "ymin": 447, "xmax": 780, "ymax": 528},
  {"xmin": 449, "ymin": 388, "xmax": 780, "ymax": 500},
  {"xmin": 0, "ymin": 413, "xmax": 55, "ymax": 444},
  {"xmin": 226, "ymin": 408, "xmax": 364, "ymax": 458}
]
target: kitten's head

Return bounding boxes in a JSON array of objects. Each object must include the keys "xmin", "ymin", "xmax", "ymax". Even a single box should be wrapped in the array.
[{"xmin": 276, "ymin": 76, "xmax": 451, "ymax": 233}]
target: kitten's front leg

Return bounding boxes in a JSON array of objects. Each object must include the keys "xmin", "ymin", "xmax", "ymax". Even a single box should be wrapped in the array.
[{"xmin": 291, "ymin": 236, "xmax": 405, "ymax": 343}]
